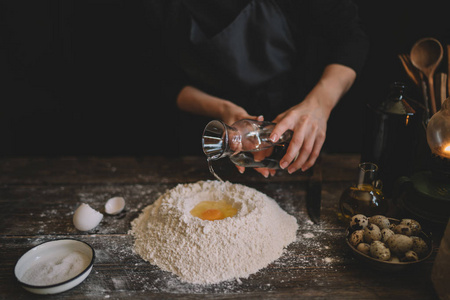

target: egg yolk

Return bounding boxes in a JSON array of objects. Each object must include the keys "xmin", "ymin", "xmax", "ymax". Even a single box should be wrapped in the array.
[{"xmin": 190, "ymin": 200, "xmax": 237, "ymax": 221}]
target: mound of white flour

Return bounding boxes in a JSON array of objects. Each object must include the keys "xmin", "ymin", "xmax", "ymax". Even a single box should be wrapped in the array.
[{"xmin": 129, "ymin": 180, "xmax": 298, "ymax": 284}]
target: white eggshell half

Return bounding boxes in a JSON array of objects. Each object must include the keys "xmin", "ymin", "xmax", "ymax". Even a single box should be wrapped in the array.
[
  {"xmin": 105, "ymin": 197, "xmax": 125, "ymax": 215},
  {"xmin": 73, "ymin": 203, "xmax": 103, "ymax": 231}
]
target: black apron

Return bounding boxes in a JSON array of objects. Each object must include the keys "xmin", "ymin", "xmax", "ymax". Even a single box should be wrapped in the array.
[{"xmin": 179, "ymin": 0, "xmax": 306, "ymax": 120}]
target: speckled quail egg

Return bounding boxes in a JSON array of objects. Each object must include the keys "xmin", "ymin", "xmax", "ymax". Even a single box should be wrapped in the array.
[
  {"xmin": 411, "ymin": 236, "xmax": 429, "ymax": 257},
  {"xmin": 349, "ymin": 230, "xmax": 364, "ymax": 246},
  {"xmin": 400, "ymin": 219, "xmax": 422, "ymax": 235},
  {"xmin": 401, "ymin": 250, "xmax": 419, "ymax": 262},
  {"xmin": 364, "ymin": 224, "xmax": 382, "ymax": 243},
  {"xmin": 393, "ymin": 224, "xmax": 413, "ymax": 236},
  {"xmin": 370, "ymin": 241, "xmax": 391, "ymax": 261},
  {"xmin": 386, "ymin": 234, "xmax": 413, "ymax": 256},
  {"xmin": 350, "ymin": 214, "xmax": 369, "ymax": 230},
  {"xmin": 369, "ymin": 215, "xmax": 390, "ymax": 229},
  {"xmin": 356, "ymin": 243, "xmax": 371, "ymax": 255},
  {"xmin": 388, "ymin": 256, "xmax": 400, "ymax": 263},
  {"xmin": 381, "ymin": 228, "xmax": 395, "ymax": 243}
]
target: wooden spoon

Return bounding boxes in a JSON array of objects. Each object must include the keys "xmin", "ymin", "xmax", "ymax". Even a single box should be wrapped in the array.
[
  {"xmin": 410, "ymin": 37, "xmax": 443, "ymax": 115},
  {"xmin": 398, "ymin": 53, "xmax": 420, "ymax": 86},
  {"xmin": 447, "ymin": 45, "xmax": 450, "ymax": 100}
]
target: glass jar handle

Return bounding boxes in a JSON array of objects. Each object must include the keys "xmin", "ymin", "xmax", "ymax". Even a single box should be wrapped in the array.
[{"xmin": 373, "ymin": 179, "xmax": 383, "ymax": 190}]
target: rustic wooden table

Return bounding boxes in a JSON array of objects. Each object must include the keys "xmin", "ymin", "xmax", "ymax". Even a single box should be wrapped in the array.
[{"xmin": 0, "ymin": 154, "xmax": 442, "ymax": 299}]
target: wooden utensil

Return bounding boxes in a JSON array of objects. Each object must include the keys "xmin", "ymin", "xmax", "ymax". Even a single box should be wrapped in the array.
[
  {"xmin": 398, "ymin": 54, "xmax": 420, "ymax": 86},
  {"xmin": 399, "ymin": 53, "xmax": 430, "ymax": 119},
  {"xmin": 435, "ymin": 72, "xmax": 447, "ymax": 105},
  {"xmin": 447, "ymin": 45, "xmax": 450, "ymax": 100},
  {"xmin": 410, "ymin": 38, "xmax": 443, "ymax": 115}
]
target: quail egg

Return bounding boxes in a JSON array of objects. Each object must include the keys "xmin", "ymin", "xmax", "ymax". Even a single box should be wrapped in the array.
[
  {"xmin": 386, "ymin": 234, "xmax": 413, "ymax": 256},
  {"xmin": 370, "ymin": 241, "xmax": 391, "ymax": 261},
  {"xmin": 388, "ymin": 256, "xmax": 400, "ymax": 263},
  {"xmin": 356, "ymin": 243, "xmax": 371, "ymax": 256},
  {"xmin": 411, "ymin": 236, "xmax": 429, "ymax": 257},
  {"xmin": 393, "ymin": 224, "xmax": 413, "ymax": 236},
  {"xmin": 369, "ymin": 215, "xmax": 390, "ymax": 229},
  {"xmin": 349, "ymin": 230, "xmax": 364, "ymax": 246},
  {"xmin": 364, "ymin": 224, "xmax": 382, "ymax": 243},
  {"xmin": 381, "ymin": 228, "xmax": 395, "ymax": 243},
  {"xmin": 401, "ymin": 250, "xmax": 419, "ymax": 262},
  {"xmin": 350, "ymin": 214, "xmax": 369, "ymax": 230},
  {"xmin": 400, "ymin": 219, "xmax": 422, "ymax": 235}
]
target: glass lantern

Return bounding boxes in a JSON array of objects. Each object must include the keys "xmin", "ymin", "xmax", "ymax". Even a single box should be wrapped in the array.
[{"xmin": 426, "ymin": 97, "xmax": 450, "ymax": 159}]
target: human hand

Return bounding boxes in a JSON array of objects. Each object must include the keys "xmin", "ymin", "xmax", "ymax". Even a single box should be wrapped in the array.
[
  {"xmin": 268, "ymin": 64, "xmax": 356, "ymax": 173},
  {"xmin": 219, "ymin": 105, "xmax": 272, "ymax": 177},
  {"xmin": 268, "ymin": 64, "xmax": 355, "ymax": 173},
  {"xmin": 269, "ymin": 97, "xmax": 329, "ymax": 173},
  {"xmin": 225, "ymin": 114, "xmax": 274, "ymax": 177},
  {"xmin": 220, "ymin": 102, "xmax": 261, "ymax": 126}
]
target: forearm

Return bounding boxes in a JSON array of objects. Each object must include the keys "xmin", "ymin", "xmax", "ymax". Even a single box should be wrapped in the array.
[
  {"xmin": 176, "ymin": 85, "xmax": 232, "ymax": 119},
  {"xmin": 176, "ymin": 85, "xmax": 254, "ymax": 125},
  {"xmin": 305, "ymin": 63, "xmax": 357, "ymax": 118}
]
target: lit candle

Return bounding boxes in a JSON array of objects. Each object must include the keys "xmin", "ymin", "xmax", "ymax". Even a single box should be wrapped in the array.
[{"xmin": 442, "ymin": 144, "xmax": 450, "ymax": 159}]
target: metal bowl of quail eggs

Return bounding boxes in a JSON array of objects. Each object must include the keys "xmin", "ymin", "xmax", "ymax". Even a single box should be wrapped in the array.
[{"xmin": 346, "ymin": 214, "xmax": 433, "ymax": 271}]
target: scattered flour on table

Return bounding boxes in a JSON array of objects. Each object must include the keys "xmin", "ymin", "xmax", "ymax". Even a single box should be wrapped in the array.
[
  {"xmin": 129, "ymin": 180, "xmax": 298, "ymax": 285},
  {"xmin": 302, "ymin": 232, "xmax": 315, "ymax": 239}
]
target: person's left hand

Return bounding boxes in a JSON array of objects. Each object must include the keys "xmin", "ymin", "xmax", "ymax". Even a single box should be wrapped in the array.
[{"xmin": 232, "ymin": 116, "xmax": 276, "ymax": 178}]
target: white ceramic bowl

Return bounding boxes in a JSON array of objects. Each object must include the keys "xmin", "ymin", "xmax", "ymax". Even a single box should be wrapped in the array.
[{"xmin": 14, "ymin": 239, "xmax": 95, "ymax": 294}]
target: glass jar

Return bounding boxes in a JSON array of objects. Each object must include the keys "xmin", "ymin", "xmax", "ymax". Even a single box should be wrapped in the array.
[
  {"xmin": 427, "ymin": 97, "xmax": 450, "ymax": 159},
  {"xmin": 202, "ymin": 119, "xmax": 293, "ymax": 169},
  {"xmin": 338, "ymin": 162, "xmax": 387, "ymax": 221}
]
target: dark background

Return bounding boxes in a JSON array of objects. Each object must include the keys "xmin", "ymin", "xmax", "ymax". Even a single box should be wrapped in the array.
[{"xmin": 1, "ymin": 0, "xmax": 449, "ymax": 156}]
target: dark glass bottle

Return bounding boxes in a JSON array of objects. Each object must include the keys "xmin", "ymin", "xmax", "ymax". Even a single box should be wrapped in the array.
[{"xmin": 361, "ymin": 82, "xmax": 422, "ymax": 197}]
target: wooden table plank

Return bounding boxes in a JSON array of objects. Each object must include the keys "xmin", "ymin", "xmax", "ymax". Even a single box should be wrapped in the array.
[
  {"xmin": 0, "ymin": 155, "xmax": 441, "ymax": 299},
  {"xmin": 0, "ymin": 154, "xmax": 359, "ymax": 186},
  {"xmin": 0, "ymin": 233, "xmax": 438, "ymax": 299}
]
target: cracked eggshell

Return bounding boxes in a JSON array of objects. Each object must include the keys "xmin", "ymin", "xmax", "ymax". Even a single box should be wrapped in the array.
[
  {"xmin": 105, "ymin": 197, "xmax": 125, "ymax": 215},
  {"xmin": 73, "ymin": 203, "xmax": 103, "ymax": 231}
]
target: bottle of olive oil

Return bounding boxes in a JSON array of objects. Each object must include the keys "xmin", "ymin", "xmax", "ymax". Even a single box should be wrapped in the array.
[{"xmin": 338, "ymin": 162, "xmax": 387, "ymax": 222}]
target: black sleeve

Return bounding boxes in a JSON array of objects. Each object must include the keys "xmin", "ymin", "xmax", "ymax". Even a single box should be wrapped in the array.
[
  {"xmin": 157, "ymin": 0, "xmax": 190, "ymax": 105},
  {"xmin": 280, "ymin": 0, "xmax": 369, "ymax": 75}
]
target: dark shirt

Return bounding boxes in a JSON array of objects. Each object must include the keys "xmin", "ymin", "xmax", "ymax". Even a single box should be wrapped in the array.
[
  {"xmin": 183, "ymin": 0, "xmax": 250, "ymax": 39},
  {"xmin": 161, "ymin": 0, "xmax": 369, "ymax": 113}
]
